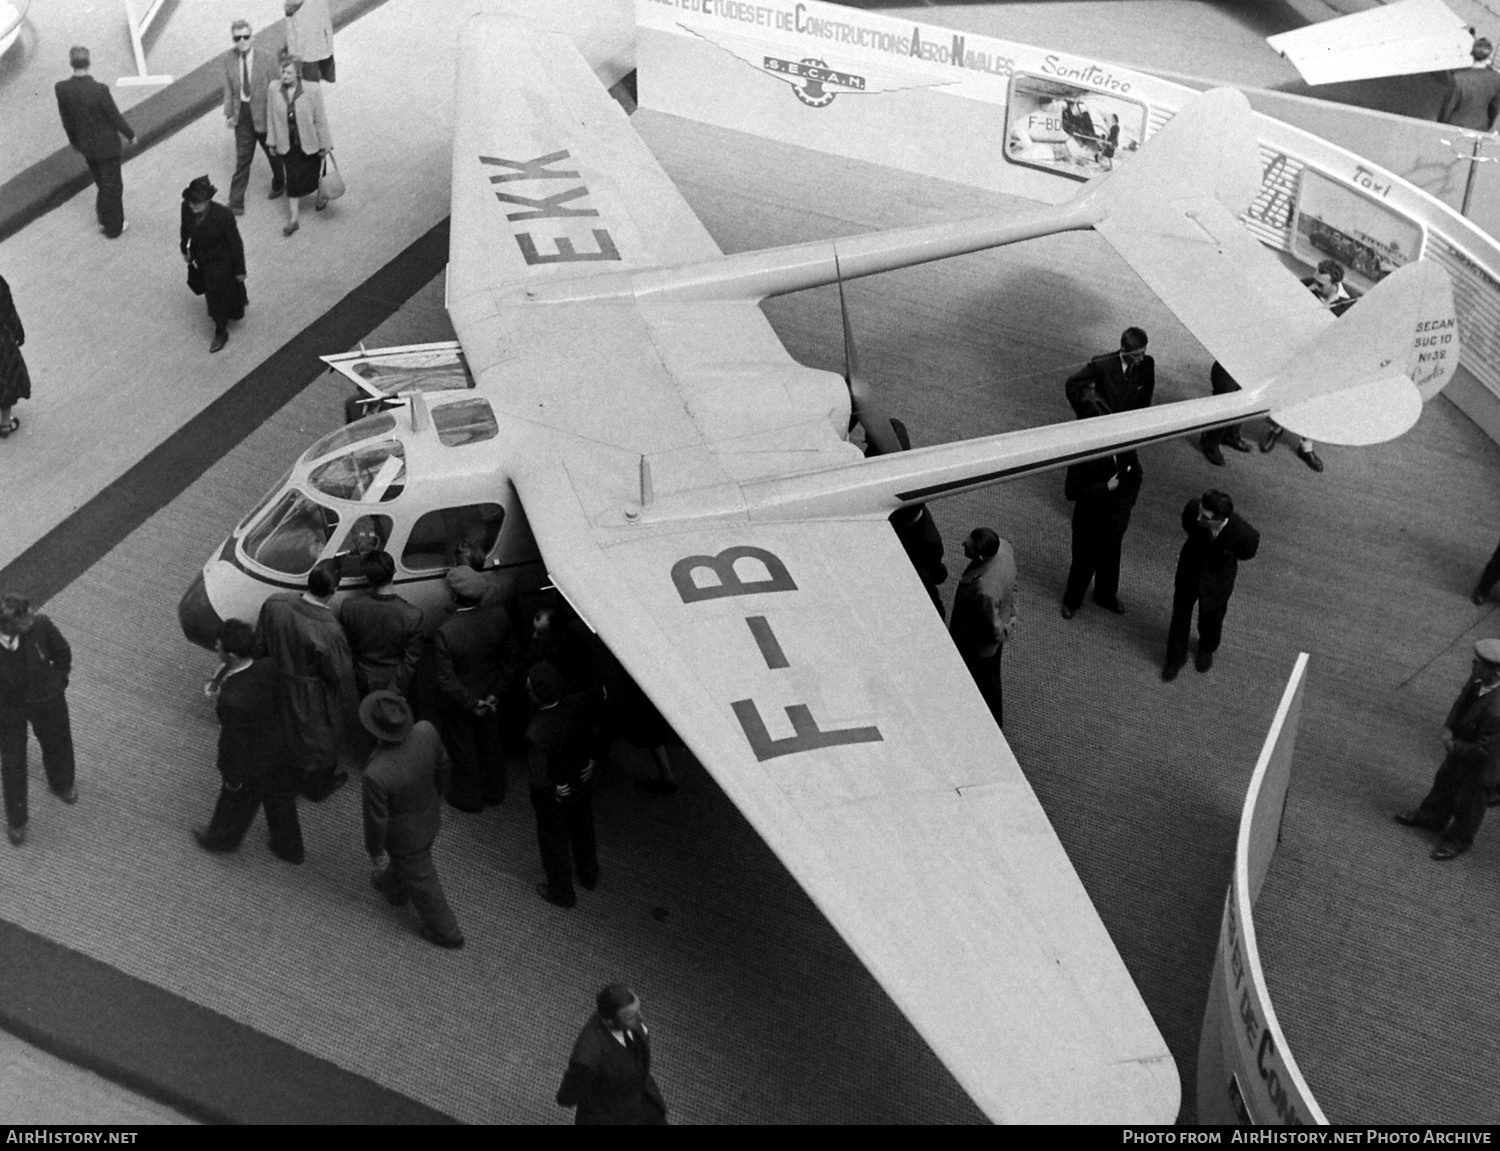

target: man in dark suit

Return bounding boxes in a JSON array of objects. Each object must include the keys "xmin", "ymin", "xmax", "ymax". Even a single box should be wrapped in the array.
[
  {"xmin": 54, "ymin": 46, "xmax": 136, "ymax": 239},
  {"xmin": 557, "ymin": 983, "xmax": 667, "ymax": 1125},
  {"xmin": 0, "ymin": 594, "xmax": 77, "ymax": 846},
  {"xmin": 1162, "ymin": 489, "xmax": 1260, "ymax": 681},
  {"xmin": 1440, "ymin": 37, "xmax": 1500, "ymax": 131},
  {"xmin": 1197, "ymin": 362, "xmax": 1254, "ymax": 466},
  {"xmin": 1395, "ymin": 639, "xmax": 1500, "ymax": 861},
  {"xmin": 362, "ymin": 691, "xmax": 464, "ymax": 948},
  {"xmin": 1061, "ymin": 450, "xmax": 1142, "ymax": 618},
  {"xmin": 526, "ymin": 662, "xmax": 599, "ymax": 909},
  {"xmin": 193, "ymin": 620, "xmax": 303, "ymax": 864},
  {"xmin": 221, "ymin": 19, "xmax": 285, "ymax": 214},
  {"xmin": 1065, "ymin": 326, "xmax": 1154, "ymax": 418},
  {"xmin": 337, "ymin": 550, "xmax": 423, "ymax": 698},
  {"xmin": 435, "ymin": 565, "xmax": 522, "ymax": 811}
]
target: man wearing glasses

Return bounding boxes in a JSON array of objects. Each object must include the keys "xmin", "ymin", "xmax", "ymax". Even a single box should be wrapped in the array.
[
  {"xmin": 1162, "ymin": 489, "xmax": 1259, "ymax": 681},
  {"xmin": 220, "ymin": 19, "xmax": 284, "ymax": 215}
]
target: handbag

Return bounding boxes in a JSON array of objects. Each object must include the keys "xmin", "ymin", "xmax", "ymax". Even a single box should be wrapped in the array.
[
  {"xmin": 318, "ymin": 153, "xmax": 346, "ymax": 202},
  {"xmin": 186, "ymin": 259, "xmax": 204, "ymax": 296}
]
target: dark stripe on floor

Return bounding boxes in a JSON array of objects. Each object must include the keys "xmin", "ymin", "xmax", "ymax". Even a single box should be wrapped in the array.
[
  {"xmin": 0, "ymin": 919, "xmax": 457, "ymax": 1124},
  {"xmin": 0, "ymin": 0, "xmax": 390, "ymax": 244},
  {"xmin": 0, "ymin": 215, "xmax": 449, "ymax": 607}
]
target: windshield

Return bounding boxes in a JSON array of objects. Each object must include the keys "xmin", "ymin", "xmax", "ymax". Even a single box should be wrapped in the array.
[
  {"xmin": 309, "ymin": 440, "xmax": 407, "ymax": 502},
  {"xmin": 241, "ymin": 490, "xmax": 340, "ymax": 575},
  {"xmin": 301, "ymin": 412, "xmax": 397, "ymax": 465}
]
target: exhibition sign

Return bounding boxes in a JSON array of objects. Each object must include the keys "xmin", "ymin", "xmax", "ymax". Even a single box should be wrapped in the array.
[
  {"xmin": 1196, "ymin": 654, "xmax": 1327, "ymax": 1126},
  {"xmin": 637, "ymin": 0, "xmax": 1494, "ymax": 402}
]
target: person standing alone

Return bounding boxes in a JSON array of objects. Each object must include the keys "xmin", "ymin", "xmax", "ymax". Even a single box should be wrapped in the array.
[
  {"xmin": 556, "ymin": 983, "xmax": 668, "ymax": 1124},
  {"xmin": 1162, "ymin": 489, "xmax": 1259, "ymax": 681},
  {"xmin": 220, "ymin": 19, "xmax": 284, "ymax": 214},
  {"xmin": 0, "ymin": 595, "xmax": 78, "ymax": 846},
  {"xmin": 54, "ymin": 46, "xmax": 136, "ymax": 239}
]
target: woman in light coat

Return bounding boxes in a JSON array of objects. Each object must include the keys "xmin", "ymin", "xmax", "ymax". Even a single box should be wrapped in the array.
[{"xmin": 265, "ymin": 53, "xmax": 333, "ymax": 236}]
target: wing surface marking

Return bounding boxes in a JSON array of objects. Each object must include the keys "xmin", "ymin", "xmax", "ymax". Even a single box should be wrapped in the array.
[{"xmin": 513, "ymin": 451, "xmax": 1179, "ymax": 1124}]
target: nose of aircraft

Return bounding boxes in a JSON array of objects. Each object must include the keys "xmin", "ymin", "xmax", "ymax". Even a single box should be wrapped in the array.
[{"xmin": 178, "ymin": 571, "xmax": 224, "ymax": 650}]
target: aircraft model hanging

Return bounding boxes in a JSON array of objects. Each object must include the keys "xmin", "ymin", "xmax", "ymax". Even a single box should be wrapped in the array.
[{"xmin": 179, "ymin": 14, "xmax": 1455, "ymax": 1124}]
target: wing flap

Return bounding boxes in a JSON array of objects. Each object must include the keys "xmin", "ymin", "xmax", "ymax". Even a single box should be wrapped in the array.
[{"xmin": 516, "ymin": 453, "xmax": 1179, "ymax": 1123}]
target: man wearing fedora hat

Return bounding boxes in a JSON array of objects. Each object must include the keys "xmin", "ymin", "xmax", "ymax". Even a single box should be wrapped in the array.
[
  {"xmin": 361, "ymin": 690, "xmax": 464, "ymax": 948},
  {"xmin": 1395, "ymin": 639, "xmax": 1500, "ymax": 861}
]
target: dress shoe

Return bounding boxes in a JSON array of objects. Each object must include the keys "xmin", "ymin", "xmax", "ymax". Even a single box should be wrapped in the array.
[
  {"xmin": 1195, "ymin": 649, "xmax": 1214, "ymax": 673},
  {"xmin": 1201, "ymin": 442, "xmax": 1226, "ymax": 466},
  {"xmin": 1060, "ymin": 604, "xmax": 1076, "ymax": 619},
  {"xmin": 272, "ymin": 847, "xmax": 305, "ymax": 865},
  {"xmin": 1092, "ymin": 597, "xmax": 1125, "ymax": 615},
  {"xmin": 192, "ymin": 828, "xmax": 234, "ymax": 853},
  {"xmin": 579, "ymin": 873, "xmax": 599, "ymax": 892},
  {"xmin": 1224, "ymin": 434, "xmax": 1253, "ymax": 453},
  {"xmin": 1473, "ymin": 587, "xmax": 1489, "ymax": 607},
  {"xmin": 1296, "ymin": 445, "xmax": 1325, "ymax": 473},
  {"xmin": 268, "ymin": 186, "xmax": 285, "ymax": 200},
  {"xmin": 7, "ymin": 824, "xmax": 25, "ymax": 846},
  {"xmin": 209, "ymin": 332, "xmax": 228, "ymax": 354},
  {"xmin": 536, "ymin": 881, "xmax": 576, "ymax": 909},
  {"xmin": 1393, "ymin": 810, "xmax": 1441, "ymax": 829},
  {"xmin": 1260, "ymin": 424, "xmax": 1282, "ymax": 452},
  {"xmin": 230, "ymin": 204, "xmax": 245, "ymax": 216},
  {"xmin": 56, "ymin": 786, "xmax": 78, "ymax": 805},
  {"xmin": 1161, "ymin": 661, "xmax": 1184, "ymax": 682},
  {"xmin": 418, "ymin": 923, "xmax": 465, "ymax": 949},
  {"xmin": 1431, "ymin": 840, "xmax": 1469, "ymax": 861},
  {"xmin": 445, "ymin": 794, "xmax": 484, "ymax": 814},
  {"xmin": 314, "ymin": 195, "xmax": 328, "ymax": 211},
  {"xmin": 282, "ymin": 220, "xmax": 299, "ymax": 237}
]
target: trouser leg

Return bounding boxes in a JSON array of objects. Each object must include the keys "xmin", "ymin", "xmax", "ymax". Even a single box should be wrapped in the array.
[
  {"xmin": 440, "ymin": 710, "xmax": 483, "ymax": 807},
  {"xmin": 0, "ymin": 714, "xmax": 28, "ymax": 828},
  {"xmin": 475, "ymin": 711, "xmax": 507, "ymax": 804},
  {"xmin": 565, "ymin": 783, "xmax": 598, "ymax": 888},
  {"xmin": 88, "ymin": 157, "xmax": 125, "ymax": 236},
  {"xmin": 1063, "ymin": 518, "xmax": 1097, "ymax": 610},
  {"xmin": 391, "ymin": 847, "xmax": 461, "ymax": 941},
  {"xmin": 262, "ymin": 789, "xmax": 305, "ymax": 861},
  {"xmin": 29, "ymin": 696, "xmax": 74, "ymax": 795},
  {"xmin": 1445, "ymin": 770, "xmax": 1490, "ymax": 845},
  {"xmin": 1093, "ymin": 527, "xmax": 1126, "ymax": 605},
  {"xmin": 1478, "ymin": 538, "xmax": 1500, "ymax": 597},
  {"xmin": 961, "ymin": 648, "xmax": 1003, "ymax": 729},
  {"xmin": 1415, "ymin": 755, "xmax": 1465, "ymax": 828},
  {"xmin": 204, "ymin": 783, "xmax": 262, "ymax": 848},
  {"xmin": 531, "ymin": 786, "xmax": 575, "ymax": 901},
  {"xmin": 1197, "ymin": 599, "xmax": 1229, "ymax": 655},
  {"xmin": 1165, "ymin": 581, "xmax": 1197, "ymax": 667},
  {"xmin": 258, "ymin": 133, "xmax": 285, "ymax": 191},
  {"xmin": 230, "ymin": 110, "xmax": 256, "ymax": 208}
]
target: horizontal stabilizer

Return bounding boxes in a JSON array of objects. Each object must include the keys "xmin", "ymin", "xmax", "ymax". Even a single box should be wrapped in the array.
[{"xmin": 1259, "ymin": 260, "xmax": 1454, "ymax": 446}]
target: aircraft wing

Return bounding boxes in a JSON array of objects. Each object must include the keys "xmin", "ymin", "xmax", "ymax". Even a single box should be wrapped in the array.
[
  {"xmin": 446, "ymin": 15, "xmax": 722, "ymax": 314},
  {"xmin": 514, "ymin": 455, "xmax": 1180, "ymax": 1125},
  {"xmin": 1266, "ymin": 0, "xmax": 1473, "ymax": 85}
]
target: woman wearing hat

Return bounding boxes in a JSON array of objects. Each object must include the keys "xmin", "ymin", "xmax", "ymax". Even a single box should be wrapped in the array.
[
  {"xmin": 179, "ymin": 175, "xmax": 246, "ymax": 354},
  {"xmin": 265, "ymin": 52, "xmax": 333, "ymax": 237}
]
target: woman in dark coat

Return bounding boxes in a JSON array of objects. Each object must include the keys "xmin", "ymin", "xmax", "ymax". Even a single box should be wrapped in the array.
[
  {"xmin": 179, "ymin": 175, "xmax": 247, "ymax": 354},
  {"xmin": 0, "ymin": 274, "xmax": 30, "ymax": 437}
]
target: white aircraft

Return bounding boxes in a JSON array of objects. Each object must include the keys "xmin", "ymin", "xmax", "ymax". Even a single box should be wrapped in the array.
[
  {"xmin": 1266, "ymin": 0, "xmax": 1474, "ymax": 85},
  {"xmin": 178, "ymin": 15, "xmax": 1455, "ymax": 1123}
]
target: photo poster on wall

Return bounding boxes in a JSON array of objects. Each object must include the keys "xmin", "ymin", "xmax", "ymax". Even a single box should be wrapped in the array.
[
  {"xmin": 1004, "ymin": 73, "xmax": 1147, "ymax": 181},
  {"xmin": 1292, "ymin": 169, "xmax": 1425, "ymax": 290}
]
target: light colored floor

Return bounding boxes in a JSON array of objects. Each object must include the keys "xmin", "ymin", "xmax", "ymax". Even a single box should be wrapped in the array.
[{"xmin": 0, "ymin": 1031, "xmax": 191, "ymax": 1124}]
